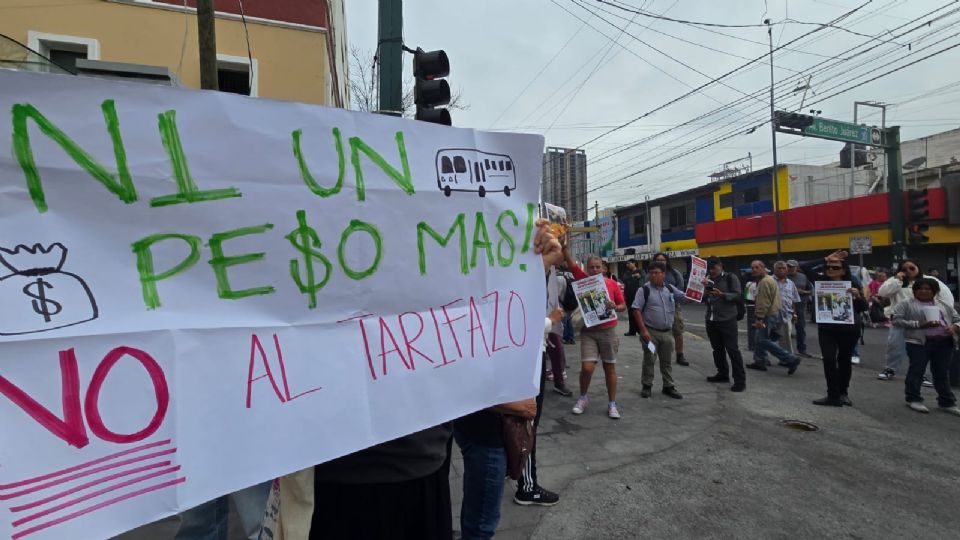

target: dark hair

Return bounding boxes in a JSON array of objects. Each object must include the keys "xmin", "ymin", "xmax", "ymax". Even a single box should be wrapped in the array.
[
  {"xmin": 824, "ymin": 260, "xmax": 853, "ymax": 281},
  {"xmin": 648, "ymin": 261, "xmax": 667, "ymax": 273},
  {"xmin": 897, "ymin": 259, "xmax": 922, "ymax": 287},
  {"xmin": 706, "ymin": 257, "xmax": 722, "ymax": 269},
  {"xmin": 653, "ymin": 252, "xmax": 669, "ymax": 262},
  {"xmin": 912, "ymin": 277, "xmax": 940, "ymax": 294}
]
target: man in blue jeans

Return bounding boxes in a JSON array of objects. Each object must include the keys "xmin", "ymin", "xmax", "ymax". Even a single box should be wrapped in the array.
[
  {"xmin": 175, "ymin": 482, "xmax": 271, "ymax": 540},
  {"xmin": 745, "ymin": 260, "xmax": 799, "ymax": 374}
]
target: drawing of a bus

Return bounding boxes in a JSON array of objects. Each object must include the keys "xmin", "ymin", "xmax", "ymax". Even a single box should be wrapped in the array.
[{"xmin": 435, "ymin": 148, "xmax": 517, "ymax": 197}]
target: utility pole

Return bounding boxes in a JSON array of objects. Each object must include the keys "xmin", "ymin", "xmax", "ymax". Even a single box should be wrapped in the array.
[
  {"xmin": 766, "ymin": 20, "xmax": 783, "ymax": 260},
  {"xmin": 887, "ymin": 126, "xmax": 906, "ymax": 262},
  {"xmin": 197, "ymin": 0, "xmax": 218, "ymax": 90},
  {"xmin": 377, "ymin": 0, "xmax": 403, "ymax": 115}
]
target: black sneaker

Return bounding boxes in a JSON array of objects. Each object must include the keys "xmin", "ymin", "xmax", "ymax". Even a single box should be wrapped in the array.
[
  {"xmin": 553, "ymin": 384, "xmax": 573, "ymax": 397},
  {"xmin": 676, "ymin": 354, "xmax": 689, "ymax": 366},
  {"xmin": 662, "ymin": 387, "xmax": 683, "ymax": 399},
  {"xmin": 707, "ymin": 374, "xmax": 730, "ymax": 383},
  {"xmin": 746, "ymin": 363, "xmax": 768, "ymax": 371},
  {"xmin": 640, "ymin": 385, "xmax": 652, "ymax": 398},
  {"xmin": 514, "ymin": 486, "xmax": 559, "ymax": 506},
  {"xmin": 730, "ymin": 383, "xmax": 746, "ymax": 392},
  {"xmin": 839, "ymin": 394, "xmax": 852, "ymax": 406},
  {"xmin": 812, "ymin": 396, "xmax": 843, "ymax": 407}
]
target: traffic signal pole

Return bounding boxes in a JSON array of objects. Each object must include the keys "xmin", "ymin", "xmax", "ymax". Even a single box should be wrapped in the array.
[
  {"xmin": 197, "ymin": 0, "xmax": 218, "ymax": 91},
  {"xmin": 377, "ymin": 0, "xmax": 403, "ymax": 115},
  {"xmin": 766, "ymin": 21, "xmax": 783, "ymax": 260},
  {"xmin": 886, "ymin": 126, "xmax": 906, "ymax": 262}
]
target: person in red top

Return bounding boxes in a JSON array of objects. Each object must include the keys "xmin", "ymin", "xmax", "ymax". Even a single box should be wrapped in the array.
[{"xmin": 563, "ymin": 247, "xmax": 628, "ymax": 419}]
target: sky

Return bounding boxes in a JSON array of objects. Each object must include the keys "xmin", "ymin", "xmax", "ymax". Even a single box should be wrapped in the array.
[{"xmin": 345, "ymin": 0, "xmax": 960, "ymax": 210}]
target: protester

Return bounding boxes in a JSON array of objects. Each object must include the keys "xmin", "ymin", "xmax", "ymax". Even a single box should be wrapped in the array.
[
  {"xmin": 566, "ymin": 249, "xmax": 628, "ymax": 419},
  {"xmin": 876, "ymin": 260, "xmax": 954, "ymax": 382},
  {"xmin": 773, "ymin": 261, "xmax": 801, "ymax": 355},
  {"xmin": 703, "ymin": 258, "xmax": 746, "ymax": 392},
  {"xmin": 787, "ymin": 260, "xmax": 813, "ymax": 357},
  {"xmin": 309, "ymin": 220, "xmax": 563, "ymax": 540},
  {"xmin": 454, "ymin": 397, "xmax": 537, "ymax": 539},
  {"xmin": 175, "ymin": 483, "xmax": 271, "ymax": 540},
  {"xmin": 867, "ymin": 268, "xmax": 890, "ymax": 328},
  {"xmin": 652, "ymin": 252, "xmax": 688, "ymax": 366},
  {"xmin": 560, "ymin": 265, "xmax": 576, "ymax": 345},
  {"xmin": 546, "ymin": 268, "xmax": 574, "ymax": 396},
  {"xmin": 622, "ymin": 260, "xmax": 645, "ymax": 337},
  {"xmin": 800, "ymin": 251, "xmax": 867, "ymax": 407},
  {"xmin": 890, "ymin": 278, "xmax": 960, "ymax": 416},
  {"xmin": 743, "ymin": 269, "xmax": 760, "ymax": 351},
  {"xmin": 746, "ymin": 260, "xmax": 800, "ymax": 374},
  {"xmin": 633, "ymin": 262, "xmax": 687, "ymax": 400}
]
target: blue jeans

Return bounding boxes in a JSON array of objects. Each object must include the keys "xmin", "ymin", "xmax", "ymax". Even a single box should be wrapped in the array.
[
  {"xmin": 794, "ymin": 301, "xmax": 807, "ymax": 353},
  {"xmin": 453, "ymin": 430, "xmax": 507, "ymax": 540},
  {"xmin": 563, "ymin": 312, "xmax": 574, "ymax": 342},
  {"xmin": 905, "ymin": 340, "xmax": 957, "ymax": 407},
  {"xmin": 175, "ymin": 481, "xmax": 271, "ymax": 540},
  {"xmin": 754, "ymin": 314, "xmax": 796, "ymax": 365}
]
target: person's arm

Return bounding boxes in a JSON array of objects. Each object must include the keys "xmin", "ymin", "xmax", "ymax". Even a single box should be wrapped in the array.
[
  {"xmin": 934, "ymin": 277, "xmax": 956, "ymax": 306},
  {"xmin": 669, "ymin": 283, "xmax": 686, "ymax": 302},
  {"xmin": 631, "ymin": 288, "xmax": 651, "ymax": 341},
  {"xmin": 491, "ymin": 399, "xmax": 537, "ymax": 419},
  {"xmin": 611, "ymin": 283, "xmax": 627, "ymax": 312},
  {"xmin": 890, "ymin": 301, "xmax": 920, "ymax": 328},
  {"xmin": 877, "ymin": 276, "xmax": 903, "ymax": 298},
  {"xmin": 754, "ymin": 279, "xmax": 772, "ymax": 319}
]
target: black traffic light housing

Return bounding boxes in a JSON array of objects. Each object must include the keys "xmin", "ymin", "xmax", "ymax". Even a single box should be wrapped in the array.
[
  {"xmin": 839, "ymin": 143, "xmax": 870, "ymax": 168},
  {"xmin": 907, "ymin": 188, "xmax": 930, "ymax": 245},
  {"xmin": 774, "ymin": 111, "xmax": 815, "ymax": 130},
  {"xmin": 413, "ymin": 49, "xmax": 451, "ymax": 125}
]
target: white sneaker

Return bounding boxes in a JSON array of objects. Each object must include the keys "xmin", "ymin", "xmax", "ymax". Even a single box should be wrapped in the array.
[
  {"xmin": 572, "ymin": 396, "xmax": 588, "ymax": 415},
  {"xmin": 939, "ymin": 406, "xmax": 960, "ymax": 417},
  {"xmin": 877, "ymin": 369, "xmax": 895, "ymax": 380},
  {"xmin": 908, "ymin": 402, "xmax": 930, "ymax": 413},
  {"xmin": 608, "ymin": 403, "xmax": 621, "ymax": 419},
  {"xmin": 922, "ymin": 377, "xmax": 934, "ymax": 388},
  {"xmin": 851, "ymin": 356, "xmax": 861, "ymax": 365}
]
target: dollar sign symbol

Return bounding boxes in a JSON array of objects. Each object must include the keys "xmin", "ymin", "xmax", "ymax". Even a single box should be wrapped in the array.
[
  {"xmin": 22, "ymin": 278, "xmax": 63, "ymax": 323},
  {"xmin": 286, "ymin": 210, "xmax": 333, "ymax": 309}
]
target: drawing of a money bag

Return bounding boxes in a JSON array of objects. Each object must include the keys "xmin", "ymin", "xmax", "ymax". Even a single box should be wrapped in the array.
[{"xmin": 0, "ymin": 243, "xmax": 98, "ymax": 336}]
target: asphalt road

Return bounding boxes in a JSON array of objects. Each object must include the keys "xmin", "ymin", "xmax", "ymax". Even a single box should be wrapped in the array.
[{"xmin": 118, "ymin": 303, "xmax": 960, "ymax": 540}]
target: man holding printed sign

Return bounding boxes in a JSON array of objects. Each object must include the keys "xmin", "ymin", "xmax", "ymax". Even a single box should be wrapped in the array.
[{"xmin": 632, "ymin": 262, "xmax": 687, "ymax": 400}]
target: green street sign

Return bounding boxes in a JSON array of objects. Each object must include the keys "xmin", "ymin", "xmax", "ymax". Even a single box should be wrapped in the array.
[{"xmin": 804, "ymin": 118, "xmax": 881, "ymax": 146}]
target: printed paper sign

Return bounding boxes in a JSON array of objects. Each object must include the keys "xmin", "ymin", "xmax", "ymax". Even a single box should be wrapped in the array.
[
  {"xmin": 815, "ymin": 281, "xmax": 855, "ymax": 324},
  {"xmin": 0, "ymin": 70, "xmax": 546, "ymax": 540},
  {"xmin": 572, "ymin": 274, "xmax": 615, "ymax": 328},
  {"xmin": 685, "ymin": 256, "xmax": 708, "ymax": 302}
]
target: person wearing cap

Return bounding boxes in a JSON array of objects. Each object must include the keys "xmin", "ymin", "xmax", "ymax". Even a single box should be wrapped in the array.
[
  {"xmin": 787, "ymin": 260, "xmax": 813, "ymax": 357},
  {"xmin": 703, "ymin": 257, "xmax": 746, "ymax": 392}
]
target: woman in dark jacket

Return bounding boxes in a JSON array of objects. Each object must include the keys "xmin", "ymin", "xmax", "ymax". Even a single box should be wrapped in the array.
[{"xmin": 801, "ymin": 250, "xmax": 868, "ymax": 407}]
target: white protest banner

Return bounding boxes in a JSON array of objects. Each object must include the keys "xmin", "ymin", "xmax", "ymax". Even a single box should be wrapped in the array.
[
  {"xmin": 0, "ymin": 70, "xmax": 546, "ymax": 540},
  {"xmin": 815, "ymin": 281, "xmax": 855, "ymax": 324},
  {"xmin": 571, "ymin": 275, "xmax": 615, "ymax": 328},
  {"xmin": 685, "ymin": 256, "xmax": 707, "ymax": 302}
]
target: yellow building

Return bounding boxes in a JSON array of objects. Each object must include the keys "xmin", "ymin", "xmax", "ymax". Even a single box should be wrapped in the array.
[{"xmin": 0, "ymin": 0, "xmax": 348, "ymax": 107}]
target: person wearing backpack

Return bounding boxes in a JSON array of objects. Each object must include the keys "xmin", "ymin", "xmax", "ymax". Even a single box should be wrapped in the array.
[{"xmin": 703, "ymin": 258, "xmax": 747, "ymax": 392}]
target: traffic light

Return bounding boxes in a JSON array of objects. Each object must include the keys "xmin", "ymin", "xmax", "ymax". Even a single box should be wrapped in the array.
[
  {"xmin": 908, "ymin": 188, "xmax": 930, "ymax": 221},
  {"xmin": 907, "ymin": 188, "xmax": 930, "ymax": 245},
  {"xmin": 839, "ymin": 143, "xmax": 869, "ymax": 168},
  {"xmin": 908, "ymin": 223, "xmax": 930, "ymax": 245},
  {"xmin": 774, "ymin": 111, "xmax": 815, "ymax": 130},
  {"xmin": 413, "ymin": 49, "xmax": 451, "ymax": 125}
]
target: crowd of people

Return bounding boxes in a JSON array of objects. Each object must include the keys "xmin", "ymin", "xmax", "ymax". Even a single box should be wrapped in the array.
[{"xmin": 168, "ymin": 221, "xmax": 960, "ymax": 540}]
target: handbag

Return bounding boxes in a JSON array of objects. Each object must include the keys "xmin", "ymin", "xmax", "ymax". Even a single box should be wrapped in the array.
[{"xmin": 501, "ymin": 414, "xmax": 534, "ymax": 480}]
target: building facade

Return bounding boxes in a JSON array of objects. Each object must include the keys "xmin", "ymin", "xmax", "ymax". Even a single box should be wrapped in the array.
[
  {"xmin": 542, "ymin": 146, "xmax": 588, "ymax": 222},
  {"xmin": 0, "ymin": 0, "xmax": 348, "ymax": 106},
  {"xmin": 610, "ymin": 128, "xmax": 960, "ymax": 298}
]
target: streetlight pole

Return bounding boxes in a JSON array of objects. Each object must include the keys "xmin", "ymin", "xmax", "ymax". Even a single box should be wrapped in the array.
[{"xmin": 766, "ymin": 19, "xmax": 783, "ymax": 260}]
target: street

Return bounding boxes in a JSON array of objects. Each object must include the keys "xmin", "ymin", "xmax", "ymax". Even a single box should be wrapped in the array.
[
  {"xmin": 483, "ymin": 303, "xmax": 960, "ymax": 539},
  {"xmin": 117, "ymin": 303, "xmax": 960, "ymax": 540}
]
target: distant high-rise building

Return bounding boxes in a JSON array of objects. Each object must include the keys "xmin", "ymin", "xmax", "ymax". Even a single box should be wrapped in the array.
[{"xmin": 542, "ymin": 146, "xmax": 587, "ymax": 222}]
